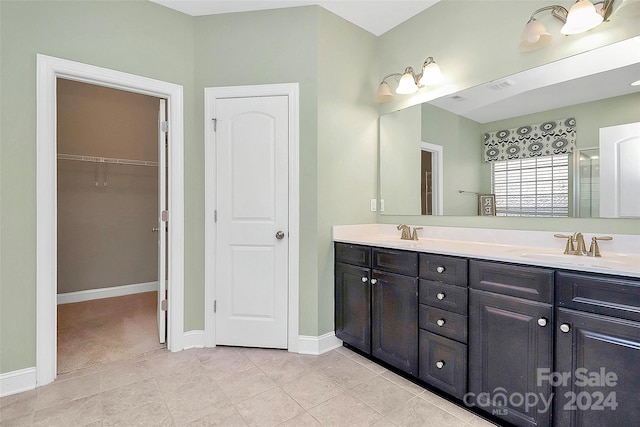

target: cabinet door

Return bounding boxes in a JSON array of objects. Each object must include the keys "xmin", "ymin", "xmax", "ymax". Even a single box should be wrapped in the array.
[
  {"xmin": 555, "ymin": 308, "xmax": 640, "ymax": 427},
  {"xmin": 372, "ymin": 270, "xmax": 418, "ymax": 375},
  {"xmin": 335, "ymin": 262, "xmax": 371, "ymax": 354},
  {"xmin": 469, "ymin": 289, "xmax": 553, "ymax": 427},
  {"xmin": 419, "ymin": 330, "xmax": 467, "ymax": 399}
]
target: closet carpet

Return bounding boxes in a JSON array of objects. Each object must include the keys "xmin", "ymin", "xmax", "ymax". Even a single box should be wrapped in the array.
[{"xmin": 57, "ymin": 291, "xmax": 164, "ymax": 374}]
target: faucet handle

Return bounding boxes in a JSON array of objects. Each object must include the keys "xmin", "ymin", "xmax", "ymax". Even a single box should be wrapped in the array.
[
  {"xmin": 554, "ymin": 234, "xmax": 575, "ymax": 254},
  {"xmin": 588, "ymin": 236, "xmax": 613, "ymax": 257},
  {"xmin": 411, "ymin": 227, "xmax": 423, "ymax": 241}
]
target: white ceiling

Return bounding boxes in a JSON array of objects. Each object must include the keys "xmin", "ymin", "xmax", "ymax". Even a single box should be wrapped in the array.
[{"xmin": 149, "ymin": 0, "xmax": 440, "ymax": 36}]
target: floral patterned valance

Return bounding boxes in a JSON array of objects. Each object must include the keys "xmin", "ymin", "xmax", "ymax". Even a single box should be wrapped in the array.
[{"xmin": 483, "ymin": 118, "xmax": 576, "ymax": 162}]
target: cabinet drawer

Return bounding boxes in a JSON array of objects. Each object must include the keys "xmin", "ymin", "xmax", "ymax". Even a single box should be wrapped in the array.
[
  {"xmin": 419, "ymin": 254, "xmax": 468, "ymax": 286},
  {"xmin": 419, "ymin": 280, "xmax": 468, "ymax": 315},
  {"xmin": 557, "ymin": 272, "xmax": 640, "ymax": 322},
  {"xmin": 372, "ymin": 248, "xmax": 418, "ymax": 277},
  {"xmin": 418, "ymin": 330, "xmax": 467, "ymax": 400},
  {"xmin": 419, "ymin": 305, "xmax": 467, "ymax": 343},
  {"xmin": 470, "ymin": 260, "xmax": 554, "ymax": 303},
  {"xmin": 335, "ymin": 242, "xmax": 371, "ymax": 268}
]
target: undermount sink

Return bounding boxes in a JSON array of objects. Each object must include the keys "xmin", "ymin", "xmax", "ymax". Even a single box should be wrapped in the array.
[{"xmin": 517, "ymin": 252, "xmax": 630, "ymax": 268}]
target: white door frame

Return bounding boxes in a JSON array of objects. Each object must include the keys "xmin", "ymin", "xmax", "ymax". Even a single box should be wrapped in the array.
[
  {"xmin": 36, "ymin": 54, "xmax": 185, "ymax": 387},
  {"xmin": 421, "ymin": 141, "xmax": 444, "ymax": 216},
  {"xmin": 204, "ymin": 83, "xmax": 300, "ymax": 351}
]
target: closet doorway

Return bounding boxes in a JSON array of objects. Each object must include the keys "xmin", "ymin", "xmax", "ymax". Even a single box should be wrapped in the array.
[{"xmin": 55, "ymin": 79, "xmax": 167, "ymax": 374}]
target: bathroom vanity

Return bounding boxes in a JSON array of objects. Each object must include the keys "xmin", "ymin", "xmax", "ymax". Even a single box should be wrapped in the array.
[{"xmin": 333, "ymin": 225, "xmax": 640, "ymax": 427}]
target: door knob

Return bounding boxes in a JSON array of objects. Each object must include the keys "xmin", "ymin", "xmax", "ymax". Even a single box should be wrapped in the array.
[
  {"xmin": 275, "ymin": 231, "xmax": 285, "ymax": 240},
  {"xmin": 152, "ymin": 227, "xmax": 159, "ymax": 232}
]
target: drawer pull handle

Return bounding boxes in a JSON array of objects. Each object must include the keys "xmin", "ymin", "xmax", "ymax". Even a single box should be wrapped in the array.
[
  {"xmin": 370, "ymin": 278, "xmax": 378, "ymax": 285},
  {"xmin": 560, "ymin": 323, "xmax": 571, "ymax": 333},
  {"xmin": 537, "ymin": 318, "xmax": 548, "ymax": 327},
  {"xmin": 436, "ymin": 266, "xmax": 446, "ymax": 274},
  {"xmin": 435, "ymin": 360, "xmax": 445, "ymax": 369},
  {"xmin": 436, "ymin": 292, "xmax": 446, "ymax": 300},
  {"xmin": 361, "ymin": 277, "xmax": 368, "ymax": 283},
  {"xmin": 436, "ymin": 319, "xmax": 446, "ymax": 327}
]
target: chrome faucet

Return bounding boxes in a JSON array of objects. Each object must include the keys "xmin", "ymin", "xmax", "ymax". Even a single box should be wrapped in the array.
[{"xmin": 397, "ymin": 224, "xmax": 411, "ymax": 240}]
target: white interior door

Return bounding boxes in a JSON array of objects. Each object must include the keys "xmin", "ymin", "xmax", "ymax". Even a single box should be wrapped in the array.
[
  {"xmin": 215, "ymin": 95, "xmax": 289, "ymax": 349},
  {"xmin": 600, "ymin": 122, "xmax": 640, "ymax": 218},
  {"xmin": 157, "ymin": 99, "xmax": 167, "ymax": 343}
]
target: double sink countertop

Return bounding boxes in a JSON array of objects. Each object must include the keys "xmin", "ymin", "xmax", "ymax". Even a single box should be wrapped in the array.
[{"xmin": 333, "ymin": 224, "xmax": 640, "ymax": 279}]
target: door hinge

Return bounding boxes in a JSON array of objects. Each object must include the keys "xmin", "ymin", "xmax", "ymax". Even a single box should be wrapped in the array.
[
  {"xmin": 212, "ymin": 118, "xmax": 217, "ymax": 132},
  {"xmin": 214, "ymin": 210, "xmax": 217, "ymax": 222},
  {"xmin": 161, "ymin": 299, "xmax": 168, "ymax": 311},
  {"xmin": 162, "ymin": 210, "xmax": 169, "ymax": 221},
  {"xmin": 161, "ymin": 120, "xmax": 168, "ymax": 133},
  {"xmin": 214, "ymin": 300, "xmax": 217, "ymax": 313}
]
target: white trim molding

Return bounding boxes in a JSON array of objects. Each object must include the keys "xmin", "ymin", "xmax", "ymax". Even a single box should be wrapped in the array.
[
  {"xmin": 57, "ymin": 282, "xmax": 158, "ymax": 305},
  {"xmin": 36, "ymin": 54, "xmax": 185, "ymax": 388},
  {"xmin": 204, "ymin": 83, "xmax": 300, "ymax": 352},
  {"xmin": 0, "ymin": 368, "xmax": 37, "ymax": 398},
  {"xmin": 182, "ymin": 330, "xmax": 206, "ymax": 350},
  {"xmin": 298, "ymin": 332, "xmax": 343, "ymax": 355}
]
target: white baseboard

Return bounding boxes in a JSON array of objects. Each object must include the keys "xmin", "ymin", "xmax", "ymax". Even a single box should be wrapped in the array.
[
  {"xmin": 0, "ymin": 367, "xmax": 37, "ymax": 398},
  {"xmin": 182, "ymin": 330, "xmax": 206, "ymax": 350},
  {"xmin": 57, "ymin": 281, "xmax": 158, "ymax": 304},
  {"xmin": 298, "ymin": 332, "xmax": 343, "ymax": 355}
]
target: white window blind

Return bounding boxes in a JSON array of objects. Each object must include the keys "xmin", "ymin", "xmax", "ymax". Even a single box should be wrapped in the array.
[{"xmin": 492, "ymin": 155, "xmax": 569, "ymax": 217}]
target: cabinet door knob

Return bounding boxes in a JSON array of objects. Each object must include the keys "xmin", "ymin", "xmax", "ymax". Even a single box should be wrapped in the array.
[
  {"xmin": 435, "ymin": 360, "xmax": 445, "ymax": 369},
  {"xmin": 560, "ymin": 323, "xmax": 571, "ymax": 333},
  {"xmin": 361, "ymin": 277, "xmax": 368, "ymax": 283},
  {"xmin": 436, "ymin": 292, "xmax": 446, "ymax": 300},
  {"xmin": 436, "ymin": 266, "xmax": 445, "ymax": 274},
  {"xmin": 436, "ymin": 319, "xmax": 446, "ymax": 327},
  {"xmin": 370, "ymin": 278, "xmax": 378, "ymax": 285},
  {"xmin": 537, "ymin": 318, "xmax": 548, "ymax": 327}
]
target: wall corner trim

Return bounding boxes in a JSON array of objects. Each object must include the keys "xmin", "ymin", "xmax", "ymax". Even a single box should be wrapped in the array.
[
  {"xmin": 182, "ymin": 330, "xmax": 206, "ymax": 350},
  {"xmin": 298, "ymin": 332, "xmax": 343, "ymax": 355},
  {"xmin": 0, "ymin": 367, "xmax": 37, "ymax": 398}
]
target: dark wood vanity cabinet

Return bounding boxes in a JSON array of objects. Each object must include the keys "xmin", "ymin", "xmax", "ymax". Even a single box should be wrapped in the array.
[
  {"xmin": 469, "ymin": 260, "xmax": 554, "ymax": 427},
  {"xmin": 334, "ymin": 243, "xmax": 419, "ymax": 375},
  {"xmin": 417, "ymin": 254, "xmax": 469, "ymax": 399},
  {"xmin": 554, "ymin": 272, "xmax": 640, "ymax": 427}
]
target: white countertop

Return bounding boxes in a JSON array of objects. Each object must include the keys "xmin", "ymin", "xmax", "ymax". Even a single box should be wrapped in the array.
[{"xmin": 333, "ymin": 224, "xmax": 640, "ymax": 278}]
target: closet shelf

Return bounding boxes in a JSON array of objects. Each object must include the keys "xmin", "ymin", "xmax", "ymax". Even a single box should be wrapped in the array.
[{"xmin": 57, "ymin": 153, "xmax": 158, "ymax": 167}]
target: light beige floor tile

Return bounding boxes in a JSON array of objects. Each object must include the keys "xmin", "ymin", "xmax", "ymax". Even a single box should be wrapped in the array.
[
  {"xmin": 33, "ymin": 394, "xmax": 102, "ymax": 427},
  {"xmin": 380, "ymin": 370, "xmax": 425, "ymax": 395},
  {"xmin": 320, "ymin": 356, "xmax": 378, "ymax": 390},
  {"xmin": 161, "ymin": 374, "xmax": 229, "ymax": 423},
  {"xmin": 35, "ymin": 372, "xmax": 100, "ymax": 411},
  {"xmin": 308, "ymin": 392, "xmax": 383, "ymax": 427},
  {"xmin": 100, "ymin": 378, "xmax": 161, "ymax": 418},
  {"xmin": 281, "ymin": 371, "xmax": 344, "ymax": 410},
  {"xmin": 196, "ymin": 348, "xmax": 255, "ymax": 380},
  {"xmin": 348, "ymin": 352, "xmax": 388, "ymax": 374},
  {"xmin": 0, "ymin": 413, "xmax": 35, "ymax": 427},
  {"xmin": 371, "ymin": 417, "xmax": 399, "ymax": 427},
  {"xmin": 0, "ymin": 389, "xmax": 37, "ymax": 422},
  {"xmin": 182, "ymin": 401, "xmax": 247, "ymax": 427},
  {"xmin": 56, "ymin": 365, "xmax": 99, "ymax": 383},
  {"xmin": 420, "ymin": 392, "xmax": 475, "ymax": 423},
  {"xmin": 300, "ymin": 349, "xmax": 349, "ymax": 371},
  {"xmin": 217, "ymin": 366, "xmax": 277, "ymax": 404},
  {"xmin": 98, "ymin": 355, "xmax": 153, "ymax": 392},
  {"xmin": 467, "ymin": 415, "xmax": 500, "ymax": 426},
  {"xmin": 103, "ymin": 399, "xmax": 172, "ymax": 427},
  {"xmin": 386, "ymin": 396, "xmax": 463, "ymax": 427},
  {"xmin": 334, "ymin": 346, "xmax": 358, "ymax": 358},
  {"xmin": 235, "ymin": 388, "xmax": 304, "ymax": 427},
  {"xmin": 237, "ymin": 347, "xmax": 295, "ymax": 366},
  {"xmin": 278, "ymin": 412, "xmax": 322, "ymax": 427},
  {"xmin": 349, "ymin": 375, "xmax": 415, "ymax": 415},
  {"xmin": 258, "ymin": 355, "xmax": 313, "ymax": 385}
]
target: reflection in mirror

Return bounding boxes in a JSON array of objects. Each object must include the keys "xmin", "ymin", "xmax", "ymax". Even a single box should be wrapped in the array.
[
  {"xmin": 379, "ymin": 37, "xmax": 640, "ymax": 218},
  {"xmin": 575, "ymin": 147, "xmax": 600, "ymax": 218}
]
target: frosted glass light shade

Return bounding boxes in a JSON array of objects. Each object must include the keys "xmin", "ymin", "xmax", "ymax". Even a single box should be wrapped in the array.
[
  {"xmin": 561, "ymin": 0, "xmax": 603, "ymax": 35},
  {"xmin": 375, "ymin": 81, "xmax": 394, "ymax": 103},
  {"xmin": 419, "ymin": 62, "xmax": 443, "ymax": 86},
  {"xmin": 396, "ymin": 70, "xmax": 419, "ymax": 94},
  {"xmin": 518, "ymin": 19, "xmax": 552, "ymax": 51}
]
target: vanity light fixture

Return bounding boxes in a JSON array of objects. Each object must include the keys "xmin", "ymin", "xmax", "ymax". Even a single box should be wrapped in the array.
[
  {"xmin": 375, "ymin": 57, "xmax": 442, "ymax": 103},
  {"xmin": 518, "ymin": 0, "xmax": 617, "ymax": 52}
]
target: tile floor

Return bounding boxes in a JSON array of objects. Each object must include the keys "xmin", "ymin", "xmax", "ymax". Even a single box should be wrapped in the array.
[{"xmin": 0, "ymin": 345, "xmax": 498, "ymax": 426}]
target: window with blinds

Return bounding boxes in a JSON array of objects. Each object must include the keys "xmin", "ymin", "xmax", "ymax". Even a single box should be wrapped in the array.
[{"xmin": 492, "ymin": 154, "xmax": 569, "ymax": 217}]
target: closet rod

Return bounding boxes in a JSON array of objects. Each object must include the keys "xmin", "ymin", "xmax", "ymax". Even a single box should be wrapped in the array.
[{"xmin": 57, "ymin": 153, "xmax": 158, "ymax": 167}]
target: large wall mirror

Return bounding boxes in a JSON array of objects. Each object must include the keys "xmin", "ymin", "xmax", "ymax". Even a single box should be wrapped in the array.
[{"xmin": 379, "ymin": 37, "xmax": 640, "ymax": 218}]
